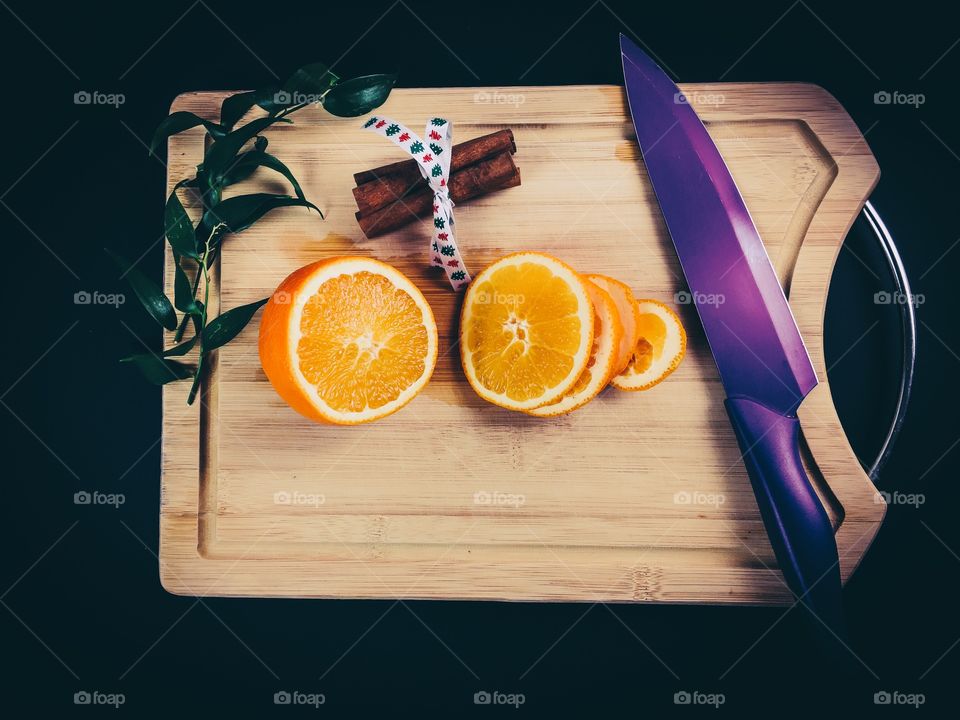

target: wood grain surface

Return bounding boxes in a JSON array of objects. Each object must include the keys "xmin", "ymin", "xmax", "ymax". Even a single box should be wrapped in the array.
[{"xmin": 159, "ymin": 84, "xmax": 885, "ymax": 603}]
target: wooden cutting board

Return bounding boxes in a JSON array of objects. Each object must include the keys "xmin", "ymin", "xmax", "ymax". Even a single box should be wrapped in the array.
[{"xmin": 159, "ymin": 84, "xmax": 885, "ymax": 603}]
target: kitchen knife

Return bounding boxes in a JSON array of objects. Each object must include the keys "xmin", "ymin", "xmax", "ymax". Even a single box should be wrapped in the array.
[{"xmin": 620, "ymin": 35, "xmax": 845, "ymax": 635}]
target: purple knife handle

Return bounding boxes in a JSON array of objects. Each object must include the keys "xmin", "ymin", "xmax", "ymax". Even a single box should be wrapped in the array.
[{"xmin": 724, "ymin": 396, "xmax": 846, "ymax": 636}]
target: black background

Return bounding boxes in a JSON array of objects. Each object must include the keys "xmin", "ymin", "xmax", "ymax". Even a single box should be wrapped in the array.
[{"xmin": 2, "ymin": 0, "xmax": 959, "ymax": 714}]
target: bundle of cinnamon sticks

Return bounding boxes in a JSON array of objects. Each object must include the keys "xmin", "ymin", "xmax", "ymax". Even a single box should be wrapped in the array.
[{"xmin": 352, "ymin": 129, "xmax": 520, "ymax": 238}]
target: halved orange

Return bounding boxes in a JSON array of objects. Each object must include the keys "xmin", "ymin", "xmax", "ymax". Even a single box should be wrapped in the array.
[
  {"xmin": 582, "ymin": 274, "xmax": 641, "ymax": 374},
  {"xmin": 258, "ymin": 257, "xmax": 438, "ymax": 424},
  {"xmin": 611, "ymin": 299, "xmax": 686, "ymax": 391},
  {"xmin": 527, "ymin": 280, "xmax": 623, "ymax": 416},
  {"xmin": 460, "ymin": 252, "xmax": 594, "ymax": 412}
]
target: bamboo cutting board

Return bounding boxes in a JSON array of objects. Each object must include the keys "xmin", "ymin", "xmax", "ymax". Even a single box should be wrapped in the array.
[{"xmin": 159, "ymin": 84, "xmax": 885, "ymax": 603}]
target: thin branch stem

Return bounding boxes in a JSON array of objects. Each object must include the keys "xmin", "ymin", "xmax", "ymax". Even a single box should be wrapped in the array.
[{"xmin": 186, "ymin": 225, "xmax": 219, "ymax": 405}]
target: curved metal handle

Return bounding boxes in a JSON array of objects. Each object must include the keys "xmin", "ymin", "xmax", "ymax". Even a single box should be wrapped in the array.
[{"xmin": 859, "ymin": 201, "xmax": 916, "ymax": 480}]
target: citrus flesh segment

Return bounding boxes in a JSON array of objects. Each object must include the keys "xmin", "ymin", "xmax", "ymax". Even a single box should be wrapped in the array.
[
  {"xmin": 527, "ymin": 280, "xmax": 623, "ymax": 416},
  {"xmin": 610, "ymin": 298, "xmax": 686, "ymax": 391},
  {"xmin": 460, "ymin": 252, "xmax": 594, "ymax": 411},
  {"xmin": 582, "ymin": 273, "xmax": 641, "ymax": 374},
  {"xmin": 258, "ymin": 257, "xmax": 438, "ymax": 424}
]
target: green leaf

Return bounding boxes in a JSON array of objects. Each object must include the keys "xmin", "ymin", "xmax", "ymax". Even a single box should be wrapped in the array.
[
  {"xmin": 282, "ymin": 63, "xmax": 340, "ymax": 105},
  {"xmin": 228, "ymin": 65, "xmax": 341, "ymax": 124},
  {"xmin": 194, "ymin": 166, "xmax": 219, "ymax": 202},
  {"xmin": 190, "ymin": 301, "xmax": 204, "ymax": 335},
  {"xmin": 187, "ymin": 364, "xmax": 203, "ymax": 405},
  {"xmin": 204, "ymin": 116, "xmax": 291, "ymax": 184},
  {"xmin": 174, "ymin": 299, "xmax": 205, "ymax": 342},
  {"xmin": 164, "ymin": 187, "xmax": 199, "ymax": 259},
  {"xmin": 283, "ymin": 62, "xmax": 339, "ymax": 95},
  {"xmin": 173, "ymin": 262, "xmax": 201, "ymax": 315},
  {"xmin": 162, "ymin": 334, "xmax": 199, "ymax": 357},
  {"xmin": 218, "ymin": 159, "xmax": 258, "ymax": 188},
  {"xmin": 219, "ymin": 148, "xmax": 265, "ymax": 187},
  {"xmin": 106, "ymin": 249, "xmax": 177, "ymax": 331},
  {"xmin": 215, "ymin": 139, "xmax": 278, "ymax": 188},
  {"xmin": 149, "ymin": 111, "xmax": 225, "ymax": 155},
  {"xmin": 323, "ymin": 74, "xmax": 397, "ymax": 117},
  {"xmin": 202, "ymin": 298, "xmax": 268, "ymax": 352},
  {"xmin": 120, "ymin": 353, "xmax": 195, "ymax": 385},
  {"xmin": 220, "ymin": 88, "xmax": 301, "ymax": 130},
  {"xmin": 221, "ymin": 150, "xmax": 311, "ymax": 205},
  {"xmin": 220, "ymin": 90, "xmax": 265, "ymax": 130},
  {"xmin": 202, "ymin": 194, "xmax": 321, "ymax": 236},
  {"xmin": 220, "ymin": 65, "xmax": 338, "ymax": 129}
]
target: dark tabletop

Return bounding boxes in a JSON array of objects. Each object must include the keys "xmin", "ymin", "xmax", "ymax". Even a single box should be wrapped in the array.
[{"xmin": 2, "ymin": 0, "xmax": 958, "ymax": 714}]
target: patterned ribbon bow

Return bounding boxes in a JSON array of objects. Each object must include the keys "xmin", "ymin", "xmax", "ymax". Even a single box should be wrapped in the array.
[{"xmin": 362, "ymin": 115, "xmax": 471, "ymax": 289}]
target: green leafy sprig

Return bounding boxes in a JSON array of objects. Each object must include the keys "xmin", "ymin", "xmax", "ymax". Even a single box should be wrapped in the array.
[{"xmin": 114, "ymin": 64, "xmax": 396, "ymax": 403}]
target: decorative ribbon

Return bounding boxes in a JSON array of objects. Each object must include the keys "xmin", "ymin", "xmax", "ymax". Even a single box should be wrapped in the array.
[{"xmin": 362, "ymin": 115, "xmax": 471, "ymax": 290}]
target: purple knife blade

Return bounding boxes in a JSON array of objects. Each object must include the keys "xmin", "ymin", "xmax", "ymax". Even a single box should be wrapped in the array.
[{"xmin": 620, "ymin": 37, "xmax": 817, "ymax": 415}]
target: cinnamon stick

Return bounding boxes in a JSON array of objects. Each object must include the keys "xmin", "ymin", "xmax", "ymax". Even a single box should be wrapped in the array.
[
  {"xmin": 356, "ymin": 150, "xmax": 520, "ymax": 238},
  {"xmin": 353, "ymin": 129, "xmax": 516, "ymax": 215}
]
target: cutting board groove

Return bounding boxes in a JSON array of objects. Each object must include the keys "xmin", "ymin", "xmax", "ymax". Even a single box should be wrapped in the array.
[{"xmin": 159, "ymin": 84, "xmax": 884, "ymax": 603}]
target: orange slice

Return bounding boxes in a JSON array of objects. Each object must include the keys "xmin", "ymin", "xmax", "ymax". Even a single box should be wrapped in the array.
[
  {"xmin": 582, "ymin": 273, "xmax": 641, "ymax": 374},
  {"xmin": 258, "ymin": 257, "xmax": 438, "ymax": 425},
  {"xmin": 611, "ymin": 299, "xmax": 686, "ymax": 391},
  {"xmin": 460, "ymin": 252, "xmax": 594, "ymax": 412},
  {"xmin": 527, "ymin": 279, "xmax": 623, "ymax": 416}
]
